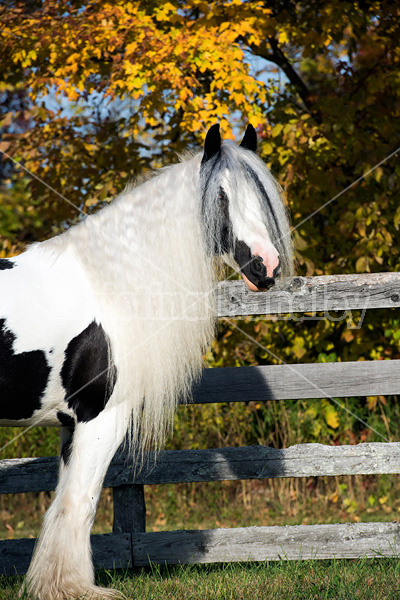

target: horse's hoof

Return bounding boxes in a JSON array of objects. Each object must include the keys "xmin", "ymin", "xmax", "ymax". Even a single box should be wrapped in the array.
[{"xmin": 80, "ymin": 585, "xmax": 126, "ymax": 600}]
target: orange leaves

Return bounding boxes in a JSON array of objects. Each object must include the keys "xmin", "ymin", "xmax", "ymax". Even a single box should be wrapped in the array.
[
  {"xmin": 1, "ymin": 0, "xmax": 273, "ymax": 141},
  {"xmin": 154, "ymin": 2, "xmax": 180, "ymax": 22}
]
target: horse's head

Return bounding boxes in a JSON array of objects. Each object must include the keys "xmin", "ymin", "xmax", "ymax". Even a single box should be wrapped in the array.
[{"xmin": 200, "ymin": 124, "xmax": 293, "ymax": 292}]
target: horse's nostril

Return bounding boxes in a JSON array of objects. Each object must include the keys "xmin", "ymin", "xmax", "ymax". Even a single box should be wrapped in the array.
[
  {"xmin": 266, "ymin": 279, "xmax": 275, "ymax": 289},
  {"xmin": 261, "ymin": 277, "xmax": 275, "ymax": 291}
]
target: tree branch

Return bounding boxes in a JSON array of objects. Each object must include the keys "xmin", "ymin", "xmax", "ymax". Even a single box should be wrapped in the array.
[{"xmin": 249, "ymin": 37, "xmax": 322, "ymax": 124}]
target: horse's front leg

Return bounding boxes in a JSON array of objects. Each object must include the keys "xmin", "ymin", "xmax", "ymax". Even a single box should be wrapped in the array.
[{"xmin": 24, "ymin": 404, "xmax": 129, "ymax": 600}]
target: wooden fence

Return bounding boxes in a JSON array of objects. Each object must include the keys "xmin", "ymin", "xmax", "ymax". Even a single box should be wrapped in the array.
[{"xmin": 1, "ymin": 272, "xmax": 400, "ymax": 575}]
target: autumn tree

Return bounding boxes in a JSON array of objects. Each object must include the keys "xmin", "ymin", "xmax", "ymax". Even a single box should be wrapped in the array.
[{"xmin": 1, "ymin": 0, "xmax": 400, "ymax": 448}]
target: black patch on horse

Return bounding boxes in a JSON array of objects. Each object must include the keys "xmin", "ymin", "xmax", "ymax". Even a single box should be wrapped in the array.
[
  {"xmin": 57, "ymin": 411, "xmax": 75, "ymax": 428},
  {"xmin": 60, "ymin": 430, "xmax": 74, "ymax": 465},
  {"xmin": 61, "ymin": 321, "xmax": 117, "ymax": 423},
  {"xmin": 200, "ymin": 156, "xmax": 233, "ymax": 255},
  {"xmin": 58, "ymin": 412, "xmax": 75, "ymax": 465},
  {"xmin": 217, "ymin": 188, "xmax": 233, "ymax": 254},
  {"xmin": 234, "ymin": 240, "xmax": 276, "ymax": 290},
  {"xmin": 0, "ymin": 319, "xmax": 51, "ymax": 420},
  {"xmin": 0, "ymin": 259, "xmax": 15, "ymax": 270}
]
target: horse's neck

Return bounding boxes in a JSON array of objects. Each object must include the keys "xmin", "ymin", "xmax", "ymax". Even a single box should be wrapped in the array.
[
  {"xmin": 77, "ymin": 156, "xmax": 216, "ymax": 447},
  {"xmin": 62, "ymin": 155, "xmax": 212, "ymax": 297},
  {"xmin": 36, "ymin": 156, "xmax": 216, "ymax": 449}
]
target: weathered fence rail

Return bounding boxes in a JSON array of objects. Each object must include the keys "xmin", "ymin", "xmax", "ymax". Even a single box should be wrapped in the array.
[
  {"xmin": 217, "ymin": 272, "xmax": 400, "ymax": 315},
  {"xmin": 2, "ymin": 442, "xmax": 400, "ymax": 494},
  {"xmin": 1, "ymin": 272, "xmax": 400, "ymax": 575}
]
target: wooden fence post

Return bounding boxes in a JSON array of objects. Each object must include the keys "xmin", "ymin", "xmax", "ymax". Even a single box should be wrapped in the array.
[{"xmin": 113, "ymin": 484, "xmax": 146, "ymax": 534}]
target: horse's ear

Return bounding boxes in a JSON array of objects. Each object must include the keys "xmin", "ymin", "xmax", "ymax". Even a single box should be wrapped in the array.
[
  {"xmin": 202, "ymin": 124, "xmax": 221, "ymax": 163},
  {"xmin": 240, "ymin": 124, "xmax": 257, "ymax": 152}
]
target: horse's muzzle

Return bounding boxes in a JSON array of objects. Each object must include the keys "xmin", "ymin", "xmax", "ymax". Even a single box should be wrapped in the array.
[{"xmin": 234, "ymin": 241, "xmax": 279, "ymax": 292}]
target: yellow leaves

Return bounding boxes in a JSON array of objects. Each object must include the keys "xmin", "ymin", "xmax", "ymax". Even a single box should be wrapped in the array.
[
  {"xmin": 122, "ymin": 60, "xmax": 142, "ymax": 77},
  {"xmin": 179, "ymin": 87, "xmax": 193, "ymax": 102},
  {"xmin": 323, "ymin": 401, "xmax": 339, "ymax": 429},
  {"xmin": 218, "ymin": 21, "xmax": 231, "ymax": 34},
  {"xmin": 1, "ymin": 0, "xmax": 276, "ymax": 153},
  {"xmin": 271, "ymin": 123, "xmax": 284, "ymax": 137},
  {"xmin": 221, "ymin": 121, "xmax": 235, "ymax": 140},
  {"xmin": 305, "ymin": 400, "xmax": 339, "ymax": 432},
  {"xmin": 12, "ymin": 50, "xmax": 27, "ymax": 65},
  {"xmin": 125, "ymin": 2, "xmax": 139, "ymax": 15},
  {"xmin": 262, "ymin": 142, "xmax": 274, "ymax": 155},
  {"xmin": 304, "ymin": 405, "xmax": 322, "ymax": 438},
  {"xmin": 248, "ymin": 113, "xmax": 263, "ymax": 129},
  {"xmin": 67, "ymin": 61, "xmax": 79, "ymax": 75},
  {"xmin": 374, "ymin": 166, "xmax": 383, "ymax": 182},
  {"xmin": 145, "ymin": 116, "xmax": 159, "ymax": 127},
  {"xmin": 231, "ymin": 92, "xmax": 246, "ymax": 105},
  {"xmin": 292, "ymin": 336, "xmax": 307, "ymax": 359},
  {"xmin": 330, "ymin": 491, "xmax": 339, "ymax": 503},
  {"xmin": 19, "ymin": 49, "xmax": 38, "ymax": 67},
  {"xmin": 65, "ymin": 88, "xmax": 80, "ymax": 102},
  {"xmin": 367, "ymin": 396, "xmax": 378, "ymax": 411},
  {"xmin": 154, "ymin": 2, "xmax": 178, "ymax": 21},
  {"xmin": 278, "ymin": 29, "xmax": 290, "ymax": 44},
  {"xmin": 343, "ymin": 498, "xmax": 359, "ymax": 517},
  {"xmin": 367, "ymin": 395, "xmax": 387, "ymax": 411},
  {"xmin": 212, "ymin": 78, "xmax": 225, "ymax": 92},
  {"xmin": 355, "ymin": 256, "xmax": 370, "ymax": 273},
  {"xmin": 356, "ymin": 221, "xmax": 366, "ymax": 237},
  {"xmin": 394, "ymin": 206, "xmax": 400, "ymax": 230}
]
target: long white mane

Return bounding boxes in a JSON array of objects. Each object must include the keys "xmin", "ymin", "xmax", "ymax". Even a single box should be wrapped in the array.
[
  {"xmin": 39, "ymin": 143, "xmax": 292, "ymax": 456},
  {"xmin": 43, "ymin": 153, "xmax": 215, "ymax": 454}
]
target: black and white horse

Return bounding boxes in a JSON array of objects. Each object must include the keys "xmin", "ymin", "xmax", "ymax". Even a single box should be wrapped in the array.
[{"xmin": 0, "ymin": 124, "xmax": 293, "ymax": 599}]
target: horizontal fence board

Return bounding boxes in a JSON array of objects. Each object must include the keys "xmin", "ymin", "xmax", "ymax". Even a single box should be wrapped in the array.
[
  {"xmin": 2, "ymin": 442, "xmax": 400, "ymax": 495},
  {"xmin": 0, "ymin": 456, "xmax": 59, "ymax": 494},
  {"xmin": 217, "ymin": 272, "xmax": 400, "ymax": 317},
  {"xmin": 112, "ymin": 442, "xmax": 400, "ymax": 485},
  {"xmin": 3, "ymin": 522, "xmax": 398, "ymax": 574},
  {"xmin": 192, "ymin": 359, "xmax": 400, "ymax": 404},
  {"xmin": 0, "ymin": 533, "xmax": 131, "ymax": 576},
  {"xmin": 132, "ymin": 522, "xmax": 400, "ymax": 565}
]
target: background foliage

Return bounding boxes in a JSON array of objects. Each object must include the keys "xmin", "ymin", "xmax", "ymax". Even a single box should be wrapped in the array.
[{"xmin": 1, "ymin": 0, "xmax": 400, "ymax": 534}]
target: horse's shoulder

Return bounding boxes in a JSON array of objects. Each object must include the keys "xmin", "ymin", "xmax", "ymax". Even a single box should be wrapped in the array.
[{"xmin": 61, "ymin": 320, "xmax": 117, "ymax": 423}]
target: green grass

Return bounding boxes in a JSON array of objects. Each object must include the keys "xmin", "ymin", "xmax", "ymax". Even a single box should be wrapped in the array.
[{"xmin": 2, "ymin": 559, "xmax": 400, "ymax": 600}]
